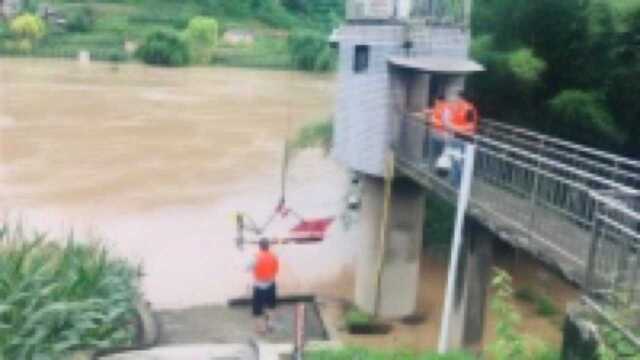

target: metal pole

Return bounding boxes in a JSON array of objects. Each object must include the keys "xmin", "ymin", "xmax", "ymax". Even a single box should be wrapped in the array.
[
  {"xmin": 438, "ymin": 143, "xmax": 476, "ymax": 353},
  {"xmin": 528, "ymin": 139, "xmax": 544, "ymax": 231},
  {"xmin": 586, "ymin": 200, "xmax": 601, "ymax": 294},
  {"xmin": 293, "ymin": 302, "xmax": 306, "ymax": 360}
]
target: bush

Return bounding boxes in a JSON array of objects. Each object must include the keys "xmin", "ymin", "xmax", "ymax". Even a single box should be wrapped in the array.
[
  {"xmin": 287, "ymin": 30, "xmax": 335, "ymax": 72},
  {"xmin": 507, "ymin": 48, "xmax": 547, "ymax": 83},
  {"xmin": 66, "ymin": 5, "xmax": 96, "ymax": 33},
  {"xmin": 9, "ymin": 13, "xmax": 46, "ymax": 52},
  {"xmin": 0, "ymin": 222, "xmax": 139, "ymax": 358},
  {"xmin": 549, "ymin": 90, "xmax": 624, "ymax": 146},
  {"xmin": 344, "ymin": 307, "xmax": 373, "ymax": 328},
  {"xmin": 257, "ymin": 0, "xmax": 297, "ymax": 29},
  {"xmin": 184, "ymin": 16, "xmax": 218, "ymax": 64},
  {"xmin": 423, "ymin": 195, "xmax": 455, "ymax": 254},
  {"xmin": 136, "ymin": 30, "xmax": 190, "ymax": 66},
  {"xmin": 291, "ymin": 119, "xmax": 333, "ymax": 152},
  {"xmin": 534, "ymin": 294, "xmax": 559, "ymax": 318}
]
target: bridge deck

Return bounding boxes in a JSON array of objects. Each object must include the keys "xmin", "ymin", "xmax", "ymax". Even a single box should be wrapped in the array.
[
  {"xmin": 397, "ymin": 159, "xmax": 590, "ymax": 284},
  {"xmin": 394, "ymin": 115, "xmax": 640, "ymax": 345}
]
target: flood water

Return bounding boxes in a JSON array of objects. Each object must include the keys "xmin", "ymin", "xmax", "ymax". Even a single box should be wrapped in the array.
[
  {"xmin": 0, "ymin": 58, "xmax": 578, "ymax": 349},
  {"xmin": 0, "ymin": 58, "xmax": 356, "ymax": 309}
]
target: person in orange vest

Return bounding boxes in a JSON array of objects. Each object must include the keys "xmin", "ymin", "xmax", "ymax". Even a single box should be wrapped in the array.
[{"xmin": 248, "ymin": 238, "xmax": 280, "ymax": 334}]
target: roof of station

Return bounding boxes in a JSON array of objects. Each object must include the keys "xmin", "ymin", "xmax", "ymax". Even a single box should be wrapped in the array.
[{"xmin": 388, "ymin": 56, "xmax": 485, "ymax": 74}]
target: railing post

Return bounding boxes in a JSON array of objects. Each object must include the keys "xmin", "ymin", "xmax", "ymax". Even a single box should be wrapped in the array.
[
  {"xmin": 586, "ymin": 199, "xmax": 601, "ymax": 294},
  {"xmin": 528, "ymin": 139, "xmax": 545, "ymax": 230},
  {"xmin": 293, "ymin": 302, "xmax": 306, "ymax": 360}
]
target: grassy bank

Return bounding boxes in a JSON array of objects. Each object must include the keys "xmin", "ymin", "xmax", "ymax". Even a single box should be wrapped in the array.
[{"xmin": 0, "ymin": 0, "xmax": 341, "ymax": 70}]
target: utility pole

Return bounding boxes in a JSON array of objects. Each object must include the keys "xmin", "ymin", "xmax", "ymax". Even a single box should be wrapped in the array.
[{"xmin": 438, "ymin": 143, "xmax": 477, "ymax": 353}]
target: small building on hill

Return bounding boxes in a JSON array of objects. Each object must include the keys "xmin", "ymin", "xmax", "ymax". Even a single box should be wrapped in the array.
[{"xmin": 0, "ymin": 0, "xmax": 22, "ymax": 18}]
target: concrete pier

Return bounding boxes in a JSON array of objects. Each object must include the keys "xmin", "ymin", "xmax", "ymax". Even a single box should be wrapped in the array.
[{"xmin": 355, "ymin": 176, "xmax": 425, "ymax": 318}]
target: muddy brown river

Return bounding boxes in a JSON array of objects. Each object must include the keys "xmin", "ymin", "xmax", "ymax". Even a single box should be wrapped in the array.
[
  {"xmin": 0, "ymin": 58, "xmax": 334, "ymax": 212},
  {"xmin": 0, "ymin": 58, "xmax": 357, "ymax": 309}
]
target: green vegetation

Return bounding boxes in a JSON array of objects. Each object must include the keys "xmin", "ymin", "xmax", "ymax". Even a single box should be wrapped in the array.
[
  {"xmin": 213, "ymin": 35, "xmax": 291, "ymax": 69},
  {"xmin": 489, "ymin": 269, "xmax": 561, "ymax": 360},
  {"xmin": 344, "ymin": 307, "xmax": 374, "ymax": 328},
  {"xmin": 598, "ymin": 325, "xmax": 640, "ymax": 360},
  {"xmin": 469, "ymin": 0, "xmax": 640, "ymax": 156},
  {"xmin": 287, "ymin": 29, "xmax": 336, "ymax": 72},
  {"xmin": 184, "ymin": 16, "xmax": 218, "ymax": 64},
  {"xmin": 0, "ymin": 0, "xmax": 342, "ymax": 69},
  {"xmin": 490, "ymin": 269, "xmax": 526, "ymax": 359},
  {"xmin": 136, "ymin": 30, "xmax": 190, "ymax": 66},
  {"xmin": 66, "ymin": 5, "xmax": 96, "ymax": 33},
  {"xmin": 423, "ymin": 194, "xmax": 456, "ymax": 254},
  {"xmin": 8, "ymin": 13, "xmax": 46, "ymax": 52},
  {"xmin": 0, "ymin": 222, "xmax": 140, "ymax": 359},
  {"xmin": 291, "ymin": 119, "xmax": 333, "ymax": 153},
  {"xmin": 514, "ymin": 287, "xmax": 560, "ymax": 318},
  {"xmin": 534, "ymin": 294, "xmax": 559, "ymax": 318}
]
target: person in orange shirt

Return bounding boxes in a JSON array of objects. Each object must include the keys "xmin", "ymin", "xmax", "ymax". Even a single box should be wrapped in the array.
[{"xmin": 248, "ymin": 238, "xmax": 280, "ymax": 334}]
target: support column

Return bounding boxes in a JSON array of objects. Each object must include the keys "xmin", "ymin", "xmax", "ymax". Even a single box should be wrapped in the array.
[
  {"xmin": 442, "ymin": 217, "xmax": 493, "ymax": 349},
  {"xmin": 355, "ymin": 176, "xmax": 425, "ymax": 318}
]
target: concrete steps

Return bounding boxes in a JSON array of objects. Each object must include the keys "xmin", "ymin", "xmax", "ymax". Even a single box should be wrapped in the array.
[
  {"xmin": 99, "ymin": 343, "xmax": 296, "ymax": 360},
  {"xmin": 99, "ymin": 344, "xmax": 259, "ymax": 360}
]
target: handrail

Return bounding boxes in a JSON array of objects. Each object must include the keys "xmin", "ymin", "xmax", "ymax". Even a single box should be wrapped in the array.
[
  {"xmin": 408, "ymin": 114, "xmax": 638, "ymax": 192},
  {"xmin": 476, "ymin": 135, "xmax": 635, "ymax": 192},
  {"xmin": 395, "ymin": 113, "xmax": 640, "ymax": 347},
  {"xmin": 482, "ymin": 119, "xmax": 640, "ymax": 169},
  {"xmin": 484, "ymin": 126, "xmax": 640, "ymax": 184}
]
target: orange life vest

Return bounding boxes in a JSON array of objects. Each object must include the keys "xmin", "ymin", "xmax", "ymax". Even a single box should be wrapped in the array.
[
  {"xmin": 428, "ymin": 99, "xmax": 479, "ymax": 136},
  {"xmin": 254, "ymin": 250, "xmax": 279, "ymax": 282}
]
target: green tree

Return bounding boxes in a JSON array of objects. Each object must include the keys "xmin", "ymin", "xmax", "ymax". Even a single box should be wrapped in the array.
[
  {"xmin": 184, "ymin": 16, "xmax": 218, "ymax": 64},
  {"xmin": 65, "ymin": 5, "xmax": 96, "ymax": 33},
  {"xmin": 468, "ymin": 0, "xmax": 640, "ymax": 156},
  {"xmin": 136, "ymin": 30, "xmax": 190, "ymax": 67},
  {"xmin": 549, "ymin": 90, "xmax": 623, "ymax": 147},
  {"xmin": 9, "ymin": 13, "xmax": 46, "ymax": 52},
  {"xmin": 507, "ymin": 49, "xmax": 546, "ymax": 84},
  {"xmin": 288, "ymin": 30, "xmax": 336, "ymax": 72}
]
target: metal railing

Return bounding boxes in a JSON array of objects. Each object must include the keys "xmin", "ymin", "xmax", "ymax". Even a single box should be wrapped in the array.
[
  {"xmin": 346, "ymin": 0, "xmax": 467, "ymax": 26},
  {"xmin": 394, "ymin": 114, "xmax": 639, "ymax": 272},
  {"xmin": 482, "ymin": 120, "xmax": 640, "ymax": 191},
  {"xmin": 586, "ymin": 190, "xmax": 640, "ymax": 345},
  {"xmin": 394, "ymin": 114, "xmax": 640, "ymax": 347}
]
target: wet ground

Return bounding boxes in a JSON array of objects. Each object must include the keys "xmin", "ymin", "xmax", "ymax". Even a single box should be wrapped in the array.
[
  {"xmin": 324, "ymin": 246, "xmax": 580, "ymax": 351},
  {"xmin": 157, "ymin": 302, "xmax": 326, "ymax": 345}
]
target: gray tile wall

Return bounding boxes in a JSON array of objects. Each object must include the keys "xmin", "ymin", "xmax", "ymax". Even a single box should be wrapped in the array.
[{"xmin": 333, "ymin": 25, "xmax": 469, "ymax": 177}]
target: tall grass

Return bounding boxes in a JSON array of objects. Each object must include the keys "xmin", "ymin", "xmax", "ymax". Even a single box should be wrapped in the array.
[
  {"xmin": 291, "ymin": 119, "xmax": 333, "ymax": 152},
  {"xmin": 0, "ymin": 222, "xmax": 140, "ymax": 359}
]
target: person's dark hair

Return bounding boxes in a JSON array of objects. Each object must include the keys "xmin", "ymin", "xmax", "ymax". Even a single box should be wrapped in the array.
[{"xmin": 259, "ymin": 238, "xmax": 270, "ymax": 251}]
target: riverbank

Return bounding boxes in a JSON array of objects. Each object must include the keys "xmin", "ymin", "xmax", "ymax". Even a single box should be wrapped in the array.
[
  {"xmin": 0, "ymin": 0, "xmax": 339, "ymax": 70},
  {"xmin": 321, "ymin": 246, "xmax": 579, "ymax": 352}
]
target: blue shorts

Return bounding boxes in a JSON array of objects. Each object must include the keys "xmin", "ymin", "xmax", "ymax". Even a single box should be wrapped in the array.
[{"xmin": 252, "ymin": 283, "xmax": 276, "ymax": 316}]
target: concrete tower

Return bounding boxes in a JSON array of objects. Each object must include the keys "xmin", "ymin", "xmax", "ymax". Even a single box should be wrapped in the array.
[{"xmin": 332, "ymin": 0, "xmax": 482, "ymax": 319}]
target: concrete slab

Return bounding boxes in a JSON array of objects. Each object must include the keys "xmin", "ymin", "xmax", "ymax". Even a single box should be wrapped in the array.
[
  {"xmin": 156, "ymin": 303, "xmax": 327, "ymax": 345},
  {"xmin": 99, "ymin": 344, "xmax": 256, "ymax": 360}
]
